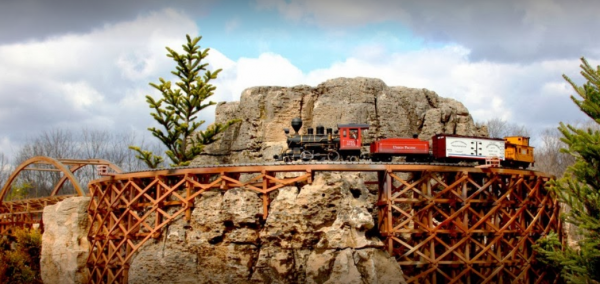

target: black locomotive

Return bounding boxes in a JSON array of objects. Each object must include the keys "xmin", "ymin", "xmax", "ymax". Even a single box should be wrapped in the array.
[{"xmin": 273, "ymin": 117, "xmax": 368, "ymax": 162}]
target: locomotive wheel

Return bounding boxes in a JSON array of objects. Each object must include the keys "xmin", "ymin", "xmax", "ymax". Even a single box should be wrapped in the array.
[
  {"xmin": 327, "ymin": 150, "xmax": 340, "ymax": 161},
  {"xmin": 301, "ymin": 151, "xmax": 313, "ymax": 161},
  {"xmin": 348, "ymin": 155, "xmax": 359, "ymax": 162}
]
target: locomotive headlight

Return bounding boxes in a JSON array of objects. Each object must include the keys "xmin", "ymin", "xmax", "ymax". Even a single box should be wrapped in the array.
[{"xmin": 284, "ymin": 128, "xmax": 290, "ymax": 135}]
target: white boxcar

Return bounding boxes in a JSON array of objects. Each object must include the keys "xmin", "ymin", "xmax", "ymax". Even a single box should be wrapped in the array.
[{"xmin": 432, "ymin": 134, "xmax": 505, "ymax": 161}]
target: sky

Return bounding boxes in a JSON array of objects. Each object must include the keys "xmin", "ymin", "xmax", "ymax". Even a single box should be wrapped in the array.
[{"xmin": 0, "ymin": 0, "xmax": 599, "ymax": 159}]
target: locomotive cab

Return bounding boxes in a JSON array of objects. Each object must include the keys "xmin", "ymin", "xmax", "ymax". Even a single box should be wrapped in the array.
[{"xmin": 338, "ymin": 123, "xmax": 369, "ymax": 161}]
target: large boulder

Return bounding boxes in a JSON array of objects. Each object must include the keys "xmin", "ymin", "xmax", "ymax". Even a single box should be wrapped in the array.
[
  {"xmin": 91, "ymin": 77, "xmax": 489, "ymax": 283},
  {"xmin": 128, "ymin": 172, "xmax": 407, "ymax": 284},
  {"xmin": 40, "ymin": 197, "xmax": 91, "ymax": 284},
  {"xmin": 192, "ymin": 77, "xmax": 487, "ymax": 165}
]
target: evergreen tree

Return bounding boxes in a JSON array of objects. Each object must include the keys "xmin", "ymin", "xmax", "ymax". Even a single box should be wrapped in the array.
[
  {"xmin": 534, "ymin": 57, "xmax": 600, "ymax": 283},
  {"xmin": 130, "ymin": 35, "xmax": 238, "ymax": 168}
]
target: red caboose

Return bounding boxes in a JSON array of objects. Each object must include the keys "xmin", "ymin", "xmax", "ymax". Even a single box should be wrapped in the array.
[{"xmin": 370, "ymin": 136, "xmax": 430, "ymax": 162}]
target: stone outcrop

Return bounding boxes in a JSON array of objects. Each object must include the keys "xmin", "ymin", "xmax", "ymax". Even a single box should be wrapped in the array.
[
  {"xmin": 40, "ymin": 196, "xmax": 91, "ymax": 284},
  {"xmin": 128, "ymin": 172, "xmax": 407, "ymax": 284},
  {"xmin": 42, "ymin": 78, "xmax": 489, "ymax": 283},
  {"xmin": 192, "ymin": 77, "xmax": 487, "ymax": 165}
]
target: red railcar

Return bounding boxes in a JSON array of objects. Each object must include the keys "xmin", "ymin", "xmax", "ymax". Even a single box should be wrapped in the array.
[{"xmin": 369, "ymin": 138, "xmax": 430, "ymax": 162}]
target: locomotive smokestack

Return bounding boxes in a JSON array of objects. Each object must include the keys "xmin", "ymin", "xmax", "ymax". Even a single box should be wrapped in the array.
[
  {"xmin": 316, "ymin": 125, "xmax": 325, "ymax": 135},
  {"xmin": 291, "ymin": 117, "xmax": 302, "ymax": 134}
]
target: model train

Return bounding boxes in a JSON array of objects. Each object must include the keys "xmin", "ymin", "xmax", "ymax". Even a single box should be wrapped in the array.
[{"xmin": 273, "ymin": 118, "xmax": 534, "ymax": 169}]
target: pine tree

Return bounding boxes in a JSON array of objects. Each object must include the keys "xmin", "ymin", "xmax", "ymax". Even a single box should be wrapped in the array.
[
  {"xmin": 130, "ymin": 35, "xmax": 238, "ymax": 168},
  {"xmin": 534, "ymin": 57, "xmax": 600, "ymax": 283}
]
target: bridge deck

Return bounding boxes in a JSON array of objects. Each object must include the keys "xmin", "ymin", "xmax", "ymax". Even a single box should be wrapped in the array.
[{"xmin": 85, "ymin": 163, "xmax": 559, "ymax": 284}]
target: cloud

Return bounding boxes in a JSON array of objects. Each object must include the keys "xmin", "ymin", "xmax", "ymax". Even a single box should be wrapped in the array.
[
  {"xmin": 0, "ymin": 9, "xmax": 200, "ymax": 157},
  {"xmin": 255, "ymin": 0, "xmax": 600, "ymax": 62},
  {"xmin": 255, "ymin": 0, "xmax": 410, "ymax": 27},
  {"xmin": 0, "ymin": 0, "xmax": 217, "ymax": 44},
  {"xmin": 211, "ymin": 42, "xmax": 592, "ymax": 134},
  {"xmin": 211, "ymin": 52, "xmax": 305, "ymax": 102},
  {"xmin": 60, "ymin": 81, "xmax": 104, "ymax": 109},
  {"xmin": 0, "ymin": 2, "xmax": 594, "ymax": 161}
]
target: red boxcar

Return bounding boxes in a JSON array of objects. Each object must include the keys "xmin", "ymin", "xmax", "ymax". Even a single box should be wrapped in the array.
[{"xmin": 370, "ymin": 138, "xmax": 430, "ymax": 162}]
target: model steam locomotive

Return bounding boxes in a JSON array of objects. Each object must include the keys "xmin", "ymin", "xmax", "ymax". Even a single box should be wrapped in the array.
[{"xmin": 274, "ymin": 118, "xmax": 534, "ymax": 169}]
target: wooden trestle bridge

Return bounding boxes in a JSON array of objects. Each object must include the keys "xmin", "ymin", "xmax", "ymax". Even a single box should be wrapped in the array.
[
  {"xmin": 1, "ymin": 158, "xmax": 560, "ymax": 284},
  {"xmin": 0, "ymin": 156, "xmax": 122, "ymax": 235}
]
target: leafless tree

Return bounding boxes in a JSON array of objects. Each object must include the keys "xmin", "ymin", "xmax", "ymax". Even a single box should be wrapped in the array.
[
  {"xmin": 8, "ymin": 128, "xmax": 165, "ymax": 199},
  {"xmin": 0, "ymin": 152, "xmax": 10, "ymax": 190},
  {"xmin": 533, "ymin": 128, "xmax": 576, "ymax": 177},
  {"xmin": 534, "ymin": 119, "xmax": 599, "ymax": 177},
  {"xmin": 484, "ymin": 118, "xmax": 530, "ymax": 138},
  {"xmin": 74, "ymin": 129, "xmax": 165, "ymax": 188}
]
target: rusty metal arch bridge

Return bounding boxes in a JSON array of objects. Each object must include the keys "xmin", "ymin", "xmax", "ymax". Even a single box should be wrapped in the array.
[
  {"xmin": 0, "ymin": 156, "xmax": 122, "ymax": 234},
  {"xmin": 86, "ymin": 163, "xmax": 560, "ymax": 284}
]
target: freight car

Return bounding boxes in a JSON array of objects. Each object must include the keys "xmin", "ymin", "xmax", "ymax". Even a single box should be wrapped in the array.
[
  {"xmin": 369, "ymin": 136, "xmax": 430, "ymax": 162},
  {"xmin": 432, "ymin": 134, "xmax": 505, "ymax": 162},
  {"xmin": 274, "ymin": 118, "xmax": 534, "ymax": 168}
]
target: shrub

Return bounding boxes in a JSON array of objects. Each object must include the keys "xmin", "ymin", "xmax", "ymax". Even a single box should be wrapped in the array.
[{"xmin": 0, "ymin": 228, "xmax": 42, "ymax": 284}]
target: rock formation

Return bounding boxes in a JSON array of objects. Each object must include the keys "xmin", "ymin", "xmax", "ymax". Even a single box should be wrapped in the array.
[
  {"xmin": 192, "ymin": 77, "xmax": 487, "ymax": 165},
  {"xmin": 40, "ymin": 78, "xmax": 486, "ymax": 284},
  {"xmin": 128, "ymin": 172, "xmax": 407, "ymax": 284},
  {"xmin": 40, "ymin": 196, "xmax": 90, "ymax": 284}
]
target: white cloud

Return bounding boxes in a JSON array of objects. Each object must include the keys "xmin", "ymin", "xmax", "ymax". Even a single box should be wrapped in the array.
[
  {"xmin": 209, "ymin": 43, "xmax": 591, "ymax": 133},
  {"xmin": 60, "ymin": 81, "xmax": 104, "ymax": 109},
  {"xmin": 211, "ymin": 51, "xmax": 305, "ymax": 102},
  {"xmin": 0, "ymin": 3, "xmax": 594, "ymax": 160},
  {"xmin": 0, "ymin": 8, "xmax": 199, "ymax": 153}
]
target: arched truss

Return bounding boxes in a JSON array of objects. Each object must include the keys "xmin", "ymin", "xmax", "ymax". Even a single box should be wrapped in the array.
[
  {"xmin": 0, "ymin": 156, "xmax": 122, "ymax": 234},
  {"xmin": 85, "ymin": 164, "xmax": 560, "ymax": 284}
]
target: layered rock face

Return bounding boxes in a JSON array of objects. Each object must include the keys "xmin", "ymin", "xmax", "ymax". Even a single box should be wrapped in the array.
[
  {"xmin": 128, "ymin": 172, "xmax": 406, "ymax": 284},
  {"xmin": 192, "ymin": 77, "xmax": 487, "ymax": 165},
  {"xmin": 40, "ymin": 197, "xmax": 90, "ymax": 284},
  {"xmin": 41, "ymin": 78, "xmax": 484, "ymax": 283}
]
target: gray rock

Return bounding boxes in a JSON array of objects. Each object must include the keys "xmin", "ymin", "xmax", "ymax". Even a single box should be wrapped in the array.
[
  {"xmin": 128, "ymin": 77, "xmax": 492, "ymax": 283},
  {"xmin": 127, "ymin": 173, "xmax": 405, "ymax": 284},
  {"xmin": 40, "ymin": 197, "xmax": 91, "ymax": 284},
  {"xmin": 193, "ymin": 77, "xmax": 487, "ymax": 165}
]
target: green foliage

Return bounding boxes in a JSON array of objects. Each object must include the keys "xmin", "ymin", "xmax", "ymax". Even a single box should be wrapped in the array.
[
  {"xmin": 128, "ymin": 146, "xmax": 164, "ymax": 169},
  {"xmin": 0, "ymin": 228, "xmax": 42, "ymax": 284},
  {"xmin": 5, "ymin": 182, "xmax": 33, "ymax": 201},
  {"xmin": 131, "ymin": 34, "xmax": 238, "ymax": 168},
  {"xmin": 535, "ymin": 57, "xmax": 600, "ymax": 283}
]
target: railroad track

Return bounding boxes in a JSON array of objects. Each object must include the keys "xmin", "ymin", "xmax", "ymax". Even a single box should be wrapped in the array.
[{"xmin": 122, "ymin": 160, "xmax": 488, "ymax": 174}]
